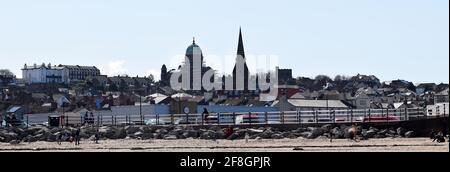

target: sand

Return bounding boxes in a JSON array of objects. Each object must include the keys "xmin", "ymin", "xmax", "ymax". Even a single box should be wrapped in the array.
[{"xmin": 0, "ymin": 138, "xmax": 448, "ymax": 152}]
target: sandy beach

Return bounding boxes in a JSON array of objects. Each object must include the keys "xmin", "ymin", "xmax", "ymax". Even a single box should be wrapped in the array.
[{"xmin": 0, "ymin": 137, "xmax": 448, "ymax": 152}]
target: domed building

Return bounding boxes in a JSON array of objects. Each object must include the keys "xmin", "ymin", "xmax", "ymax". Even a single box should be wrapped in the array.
[{"xmin": 180, "ymin": 38, "xmax": 213, "ymax": 91}]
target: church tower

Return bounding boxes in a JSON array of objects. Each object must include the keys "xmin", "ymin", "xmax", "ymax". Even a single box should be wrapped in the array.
[{"xmin": 232, "ymin": 28, "xmax": 250, "ymax": 92}]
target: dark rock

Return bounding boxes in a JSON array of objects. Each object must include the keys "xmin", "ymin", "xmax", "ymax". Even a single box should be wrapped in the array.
[
  {"xmin": 321, "ymin": 124, "xmax": 333, "ymax": 132},
  {"xmin": 271, "ymin": 134, "xmax": 283, "ymax": 139},
  {"xmin": 142, "ymin": 126, "xmax": 156, "ymax": 133},
  {"xmin": 247, "ymin": 129, "xmax": 264, "ymax": 135},
  {"xmin": 141, "ymin": 133, "xmax": 153, "ymax": 139},
  {"xmin": 259, "ymin": 131, "xmax": 272, "ymax": 139},
  {"xmin": 396, "ymin": 127, "xmax": 406, "ymax": 136},
  {"xmin": 164, "ymin": 135, "xmax": 178, "ymax": 140},
  {"xmin": 9, "ymin": 140, "xmax": 20, "ymax": 145},
  {"xmin": 388, "ymin": 129, "xmax": 397, "ymax": 135},
  {"xmin": 227, "ymin": 133, "xmax": 240, "ymax": 140},
  {"xmin": 153, "ymin": 133, "xmax": 162, "ymax": 139},
  {"xmin": 369, "ymin": 127, "xmax": 379, "ymax": 132},
  {"xmin": 113, "ymin": 127, "xmax": 127, "ymax": 139},
  {"xmin": 200, "ymin": 131, "xmax": 216, "ymax": 139},
  {"xmin": 374, "ymin": 134, "xmax": 386, "ymax": 138},
  {"xmin": 134, "ymin": 131, "xmax": 143, "ymax": 137},
  {"xmin": 183, "ymin": 130, "xmax": 199, "ymax": 138},
  {"xmin": 215, "ymin": 131, "xmax": 225, "ymax": 139},
  {"xmin": 292, "ymin": 128, "xmax": 307, "ymax": 134},
  {"xmin": 171, "ymin": 129, "xmax": 184, "ymax": 136},
  {"xmin": 125, "ymin": 126, "xmax": 141, "ymax": 134},
  {"xmin": 156, "ymin": 129, "xmax": 168, "ymax": 135},
  {"xmin": 310, "ymin": 128, "xmax": 324, "ymax": 138},
  {"xmin": 405, "ymin": 131, "xmax": 415, "ymax": 138},
  {"xmin": 209, "ymin": 126, "xmax": 222, "ymax": 131},
  {"xmin": 299, "ymin": 132, "xmax": 311, "ymax": 138},
  {"xmin": 377, "ymin": 129, "xmax": 388, "ymax": 135},
  {"xmin": 363, "ymin": 129, "xmax": 377, "ymax": 138},
  {"xmin": 331, "ymin": 127, "xmax": 344, "ymax": 139},
  {"xmin": 386, "ymin": 133, "xmax": 395, "ymax": 138}
]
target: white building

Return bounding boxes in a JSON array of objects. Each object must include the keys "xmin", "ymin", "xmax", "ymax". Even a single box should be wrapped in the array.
[
  {"xmin": 22, "ymin": 63, "xmax": 100, "ymax": 84},
  {"xmin": 426, "ymin": 103, "xmax": 449, "ymax": 116}
]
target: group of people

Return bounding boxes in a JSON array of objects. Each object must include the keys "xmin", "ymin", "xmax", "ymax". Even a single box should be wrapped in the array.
[
  {"xmin": 54, "ymin": 127, "xmax": 100, "ymax": 145},
  {"xmin": 83, "ymin": 111, "xmax": 95, "ymax": 125},
  {"xmin": 430, "ymin": 129, "xmax": 447, "ymax": 143},
  {"xmin": 1, "ymin": 114, "xmax": 20, "ymax": 127}
]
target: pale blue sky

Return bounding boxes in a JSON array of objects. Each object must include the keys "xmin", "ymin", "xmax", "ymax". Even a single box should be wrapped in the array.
[{"xmin": 0, "ymin": 0, "xmax": 448, "ymax": 83}]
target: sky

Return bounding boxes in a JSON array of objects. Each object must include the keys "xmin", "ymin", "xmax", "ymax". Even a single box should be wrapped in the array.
[{"xmin": 0, "ymin": 0, "xmax": 448, "ymax": 84}]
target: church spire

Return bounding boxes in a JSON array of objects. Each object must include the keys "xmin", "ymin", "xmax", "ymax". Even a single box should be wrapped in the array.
[{"xmin": 237, "ymin": 27, "xmax": 245, "ymax": 58}]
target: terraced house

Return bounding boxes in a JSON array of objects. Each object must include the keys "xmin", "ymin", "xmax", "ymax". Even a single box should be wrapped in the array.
[{"xmin": 22, "ymin": 63, "xmax": 100, "ymax": 84}]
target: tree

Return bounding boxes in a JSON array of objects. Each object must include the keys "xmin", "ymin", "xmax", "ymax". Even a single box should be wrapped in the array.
[
  {"xmin": 0, "ymin": 69, "xmax": 14, "ymax": 76},
  {"xmin": 334, "ymin": 75, "xmax": 349, "ymax": 82},
  {"xmin": 134, "ymin": 79, "xmax": 142, "ymax": 89},
  {"xmin": 109, "ymin": 83, "xmax": 118, "ymax": 92},
  {"xmin": 148, "ymin": 74, "xmax": 155, "ymax": 84},
  {"xmin": 119, "ymin": 79, "xmax": 129, "ymax": 92},
  {"xmin": 314, "ymin": 75, "xmax": 332, "ymax": 90}
]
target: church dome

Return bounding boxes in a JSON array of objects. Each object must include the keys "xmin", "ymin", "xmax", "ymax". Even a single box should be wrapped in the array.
[{"xmin": 185, "ymin": 38, "xmax": 203, "ymax": 56}]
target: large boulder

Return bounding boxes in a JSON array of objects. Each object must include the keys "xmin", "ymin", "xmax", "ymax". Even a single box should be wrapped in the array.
[
  {"xmin": 321, "ymin": 124, "xmax": 333, "ymax": 132},
  {"xmin": 163, "ymin": 135, "xmax": 178, "ymax": 140},
  {"xmin": 258, "ymin": 130, "xmax": 273, "ymax": 139},
  {"xmin": 156, "ymin": 129, "xmax": 168, "ymax": 135},
  {"xmin": 331, "ymin": 127, "xmax": 344, "ymax": 139},
  {"xmin": 310, "ymin": 128, "xmax": 324, "ymax": 138},
  {"xmin": 183, "ymin": 130, "xmax": 199, "ymax": 138},
  {"xmin": 299, "ymin": 132, "xmax": 311, "ymax": 138},
  {"xmin": 141, "ymin": 126, "xmax": 156, "ymax": 134},
  {"xmin": 271, "ymin": 134, "xmax": 283, "ymax": 139},
  {"xmin": 227, "ymin": 133, "xmax": 240, "ymax": 140},
  {"xmin": 113, "ymin": 127, "xmax": 127, "ymax": 139},
  {"xmin": 200, "ymin": 131, "xmax": 216, "ymax": 140},
  {"xmin": 247, "ymin": 129, "xmax": 264, "ymax": 135},
  {"xmin": 153, "ymin": 133, "xmax": 162, "ymax": 139},
  {"xmin": 215, "ymin": 130, "xmax": 225, "ymax": 139},
  {"xmin": 396, "ymin": 127, "xmax": 406, "ymax": 137},
  {"xmin": 377, "ymin": 129, "xmax": 388, "ymax": 135},
  {"xmin": 171, "ymin": 128, "xmax": 184, "ymax": 136},
  {"xmin": 363, "ymin": 129, "xmax": 377, "ymax": 138},
  {"xmin": 405, "ymin": 131, "xmax": 415, "ymax": 138},
  {"xmin": 9, "ymin": 140, "xmax": 20, "ymax": 145},
  {"xmin": 141, "ymin": 133, "xmax": 154, "ymax": 139},
  {"xmin": 209, "ymin": 126, "xmax": 222, "ymax": 131},
  {"xmin": 1, "ymin": 132, "xmax": 19, "ymax": 142},
  {"xmin": 134, "ymin": 131, "xmax": 143, "ymax": 138},
  {"xmin": 99, "ymin": 126, "xmax": 115, "ymax": 138},
  {"xmin": 125, "ymin": 126, "xmax": 141, "ymax": 134},
  {"xmin": 388, "ymin": 129, "xmax": 397, "ymax": 135}
]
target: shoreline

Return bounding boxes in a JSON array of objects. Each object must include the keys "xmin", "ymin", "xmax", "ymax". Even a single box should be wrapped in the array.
[{"xmin": 1, "ymin": 137, "xmax": 448, "ymax": 152}]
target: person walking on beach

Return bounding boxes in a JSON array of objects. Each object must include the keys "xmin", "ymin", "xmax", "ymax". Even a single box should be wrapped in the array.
[
  {"xmin": 94, "ymin": 129, "xmax": 99, "ymax": 144},
  {"xmin": 348, "ymin": 124, "xmax": 359, "ymax": 142},
  {"xmin": 75, "ymin": 127, "xmax": 81, "ymax": 145}
]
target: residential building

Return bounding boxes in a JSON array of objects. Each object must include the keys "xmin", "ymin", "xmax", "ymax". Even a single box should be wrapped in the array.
[{"xmin": 22, "ymin": 63, "xmax": 100, "ymax": 84}]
